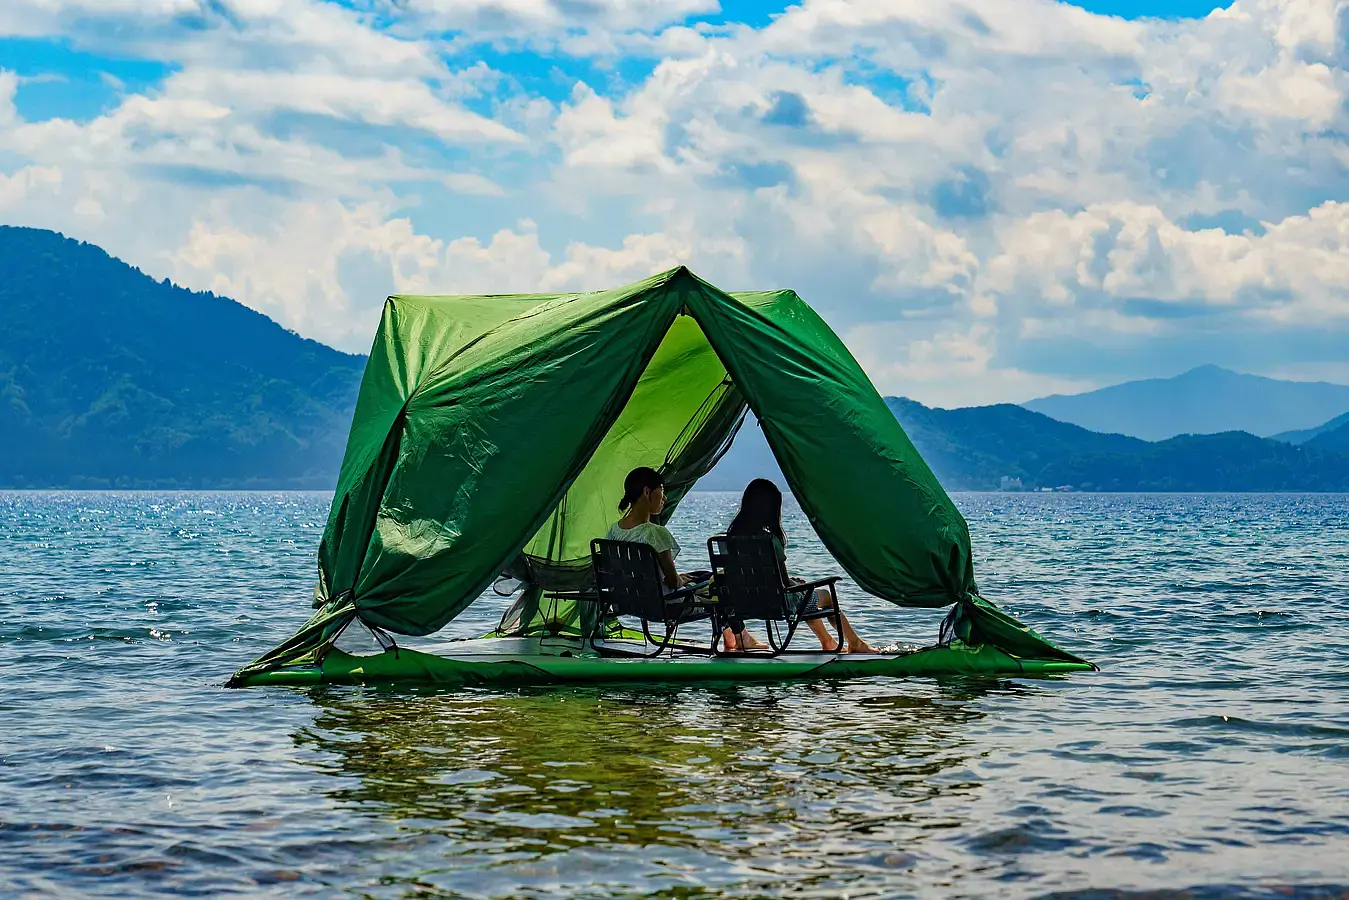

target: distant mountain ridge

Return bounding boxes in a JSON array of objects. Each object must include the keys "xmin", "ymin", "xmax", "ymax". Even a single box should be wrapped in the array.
[
  {"xmin": 1273, "ymin": 412, "xmax": 1349, "ymax": 445},
  {"xmin": 4, "ymin": 226, "xmax": 1349, "ymax": 492},
  {"xmin": 1023, "ymin": 365, "xmax": 1349, "ymax": 441},
  {"xmin": 1305, "ymin": 418, "xmax": 1349, "ymax": 454},
  {"xmin": 0, "ymin": 226, "xmax": 365, "ymax": 488},
  {"xmin": 706, "ymin": 398, "xmax": 1349, "ymax": 492},
  {"xmin": 883, "ymin": 397, "xmax": 1143, "ymax": 488}
]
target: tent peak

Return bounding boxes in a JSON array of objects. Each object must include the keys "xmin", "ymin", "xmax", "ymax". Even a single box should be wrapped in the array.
[{"xmin": 659, "ymin": 264, "xmax": 695, "ymax": 284}]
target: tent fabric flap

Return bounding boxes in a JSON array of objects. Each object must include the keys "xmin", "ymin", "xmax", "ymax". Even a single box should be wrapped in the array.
[
  {"xmin": 516, "ymin": 313, "xmax": 744, "ymax": 583},
  {"xmin": 944, "ymin": 595, "xmax": 1095, "ymax": 667},
  {"xmin": 686, "ymin": 278, "xmax": 975, "ymax": 607},
  {"xmin": 328, "ymin": 269, "xmax": 692, "ymax": 636},
  {"xmin": 314, "ymin": 293, "xmax": 549, "ymax": 609}
]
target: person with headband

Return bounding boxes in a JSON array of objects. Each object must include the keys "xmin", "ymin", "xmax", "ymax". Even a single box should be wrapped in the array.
[{"xmin": 604, "ymin": 467, "xmax": 765, "ymax": 651}]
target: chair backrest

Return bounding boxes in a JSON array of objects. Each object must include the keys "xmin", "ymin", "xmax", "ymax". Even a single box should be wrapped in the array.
[
  {"xmin": 591, "ymin": 539, "xmax": 669, "ymax": 622},
  {"xmin": 707, "ymin": 533, "xmax": 787, "ymax": 621}
]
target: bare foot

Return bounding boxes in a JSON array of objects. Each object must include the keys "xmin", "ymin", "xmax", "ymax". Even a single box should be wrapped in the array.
[
  {"xmin": 845, "ymin": 641, "xmax": 878, "ymax": 654},
  {"xmin": 819, "ymin": 639, "xmax": 840, "ymax": 652},
  {"xmin": 739, "ymin": 634, "xmax": 767, "ymax": 651}
]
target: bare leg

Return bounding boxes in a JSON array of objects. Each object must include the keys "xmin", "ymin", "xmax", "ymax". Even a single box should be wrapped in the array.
[
  {"xmin": 816, "ymin": 590, "xmax": 874, "ymax": 653},
  {"xmin": 810, "ymin": 590, "xmax": 841, "ymax": 651},
  {"xmin": 806, "ymin": 616, "xmax": 839, "ymax": 652},
  {"xmin": 722, "ymin": 626, "xmax": 766, "ymax": 651},
  {"xmin": 840, "ymin": 615, "xmax": 875, "ymax": 653}
]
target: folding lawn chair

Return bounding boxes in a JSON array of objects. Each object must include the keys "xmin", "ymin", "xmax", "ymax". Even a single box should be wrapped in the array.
[
  {"xmin": 706, "ymin": 533, "xmax": 844, "ymax": 656},
  {"xmin": 584, "ymin": 539, "xmax": 716, "ymax": 657}
]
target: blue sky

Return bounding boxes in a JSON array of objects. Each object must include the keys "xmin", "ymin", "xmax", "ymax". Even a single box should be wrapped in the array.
[
  {"xmin": 3, "ymin": 0, "xmax": 1231, "ymax": 123},
  {"xmin": 1, "ymin": 0, "xmax": 1345, "ymax": 405}
]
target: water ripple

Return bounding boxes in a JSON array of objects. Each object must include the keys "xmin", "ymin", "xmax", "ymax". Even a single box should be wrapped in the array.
[{"xmin": 1, "ymin": 491, "xmax": 1348, "ymax": 897}]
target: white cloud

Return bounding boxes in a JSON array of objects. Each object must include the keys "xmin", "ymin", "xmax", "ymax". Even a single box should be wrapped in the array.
[
  {"xmin": 554, "ymin": 82, "xmax": 675, "ymax": 172},
  {"xmin": 1, "ymin": 0, "xmax": 1348, "ymax": 405},
  {"xmin": 0, "ymin": 165, "xmax": 63, "ymax": 212},
  {"xmin": 757, "ymin": 0, "xmax": 1145, "ymax": 64},
  {"xmin": 0, "ymin": 70, "xmax": 17, "ymax": 122},
  {"xmin": 1216, "ymin": 59, "xmax": 1342, "ymax": 126},
  {"xmin": 845, "ymin": 320, "xmax": 1099, "ymax": 407},
  {"xmin": 540, "ymin": 229, "xmax": 746, "ymax": 291},
  {"xmin": 2, "ymin": 0, "xmax": 437, "ymax": 74},
  {"xmin": 164, "ymin": 196, "xmax": 733, "ymax": 349},
  {"xmin": 393, "ymin": 0, "xmax": 721, "ymax": 47},
  {"xmin": 165, "ymin": 69, "xmax": 522, "ymax": 143},
  {"xmin": 978, "ymin": 199, "xmax": 1349, "ymax": 330}
]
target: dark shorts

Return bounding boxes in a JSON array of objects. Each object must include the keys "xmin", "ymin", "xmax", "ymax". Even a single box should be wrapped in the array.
[{"xmin": 719, "ymin": 586, "xmax": 824, "ymax": 633}]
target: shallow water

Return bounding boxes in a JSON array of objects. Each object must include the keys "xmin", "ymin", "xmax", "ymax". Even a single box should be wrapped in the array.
[{"xmin": 2, "ymin": 491, "xmax": 1348, "ymax": 898}]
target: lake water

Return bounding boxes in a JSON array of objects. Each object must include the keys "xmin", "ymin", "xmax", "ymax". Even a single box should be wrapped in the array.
[{"xmin": 2, "ymin": 491, "xmax": 1348, "ymax": 898}]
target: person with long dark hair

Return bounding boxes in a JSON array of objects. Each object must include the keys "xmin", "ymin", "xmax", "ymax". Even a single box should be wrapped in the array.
[{"xmin": 727, "ymin": 478, "xmax": 874, "ymax": 653}]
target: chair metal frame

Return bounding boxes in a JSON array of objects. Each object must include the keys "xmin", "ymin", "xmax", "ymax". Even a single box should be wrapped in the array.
[
  {"xmin": 706, "ymin": 533, "xmax": 844, "ymax": 656},
  {"xmin": 559, "ymin": 538, "xmax": 716, "ymax": 657}
]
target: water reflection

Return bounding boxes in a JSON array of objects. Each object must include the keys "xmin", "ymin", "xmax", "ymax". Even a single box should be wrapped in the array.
[{"xmin": 293, "ymin": 678, "xmax": 1027, "ymax": 896}]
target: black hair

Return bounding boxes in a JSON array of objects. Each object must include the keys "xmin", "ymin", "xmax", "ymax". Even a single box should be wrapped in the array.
[
  {"xmin": 618, "ymin": 466, "xmax": 664, "ymax": 511},
  {"xmin": 727, "ymin": 478, "xmax": 786, "ymax": 546}
]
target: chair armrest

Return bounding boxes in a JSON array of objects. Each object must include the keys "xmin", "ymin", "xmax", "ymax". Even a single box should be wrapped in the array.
[
  {"xmin": 666, "ymin": 577, "xmax": 712, "ymax": 602},
  {"xmin": 783, "ymin": 576, "xmax": 841, "ymax": 594},
  {"xmin": 550, "ymin": 589, "xmax": 600, "ymax": 602}
]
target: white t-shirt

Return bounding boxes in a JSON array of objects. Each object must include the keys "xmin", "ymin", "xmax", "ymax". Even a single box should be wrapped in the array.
[{"xmin": 604, "ymin": 520, "xmax": 681, "ymax": 559}]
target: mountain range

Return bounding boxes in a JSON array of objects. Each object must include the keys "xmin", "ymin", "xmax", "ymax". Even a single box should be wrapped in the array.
[
  {"xmin": 3, "ymin": 225, "xmax": 1349, "ymax": 492},
  {"xmin": 703, "ymin": 402, "xmax": 1349, "ymax": 492},
  {"xmin": 0, "ymin": 226, "xmax": 364, "ymax": 488},
  {"xmin": 1022, "ymin": 365, "xmax": 1349, "ymax": 441}
]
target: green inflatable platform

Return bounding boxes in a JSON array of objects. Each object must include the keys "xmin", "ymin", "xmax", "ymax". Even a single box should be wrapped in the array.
[{"xmin": 240, "ymin": 638, "xmax": 1094, "ymax": 688}]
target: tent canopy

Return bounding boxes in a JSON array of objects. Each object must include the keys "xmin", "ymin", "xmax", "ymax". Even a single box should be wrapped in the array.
[
  {"xmin": 232, "ymin": 267, "xmax": 1088, "ymax": 683},
  {"xmin": 320, "ymin": 266, "xmax": 972, "ymax": 637}
]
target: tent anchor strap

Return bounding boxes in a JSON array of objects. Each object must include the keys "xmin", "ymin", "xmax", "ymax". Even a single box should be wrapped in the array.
[{"xmin": 368, "ymin": 622, "xmax": 401, "ymax": 657}]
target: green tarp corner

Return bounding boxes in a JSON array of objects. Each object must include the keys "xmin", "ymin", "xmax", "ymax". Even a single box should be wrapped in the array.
[{"xmin": 231, "ymin": 266, "xmax": 1090, "ymax": 686}]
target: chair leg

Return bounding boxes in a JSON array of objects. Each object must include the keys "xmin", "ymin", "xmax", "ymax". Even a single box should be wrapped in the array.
[
  {"xmin": 765, "ymin": 618, "xmax": 792, "ymax": 657},
  {"xmin": 592, "ymin": 617, "xmax": 663, "ymax": 658},
  {"xmin": 829, "ymin": 586, "xmax": 844, "ymax": 654},
  {"xmin": 642, "ymin": 618, "xmax": 669, "ymax": 658},
  {"xmin": 781, "ymin": 617, "xmax": 800, "ymax": 657},
  {"xmin": 658, "ymin": 617, "xmax": 681, "ymax": 656},
  {"xmin": 643, "ymin": 613, "xmax": 700, "ymax": 657}
]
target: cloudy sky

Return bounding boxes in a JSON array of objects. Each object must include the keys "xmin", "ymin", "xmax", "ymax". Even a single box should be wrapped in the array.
[{"xmin": 1, "ymin": 0, "xmax": 1346, "ymax": 406}]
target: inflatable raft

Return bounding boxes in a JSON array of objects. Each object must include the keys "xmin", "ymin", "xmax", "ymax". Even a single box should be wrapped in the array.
[
  {"xmin": 230, "ymin": 268, "xmax": 1094, "ymax": 689},
  {"xmin": 237, "ymin": 637, "xmax": 1094, "ymax": 688}
]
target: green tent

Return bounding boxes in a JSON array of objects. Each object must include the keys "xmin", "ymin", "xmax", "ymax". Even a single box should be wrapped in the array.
[{"xmin": 230, "ymin": 267, "xmax": 1091, "ymax": 687}]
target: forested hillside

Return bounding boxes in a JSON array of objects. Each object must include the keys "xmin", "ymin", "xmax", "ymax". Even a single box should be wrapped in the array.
[{"xmin": 0, "ymin": 227, "xmax": 365, "ymax": 488}]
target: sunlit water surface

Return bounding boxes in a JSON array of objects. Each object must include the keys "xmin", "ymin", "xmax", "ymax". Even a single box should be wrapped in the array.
[{"xmin": 2, "ymin": 491, "xmax": 1347, "ymax": 898}]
